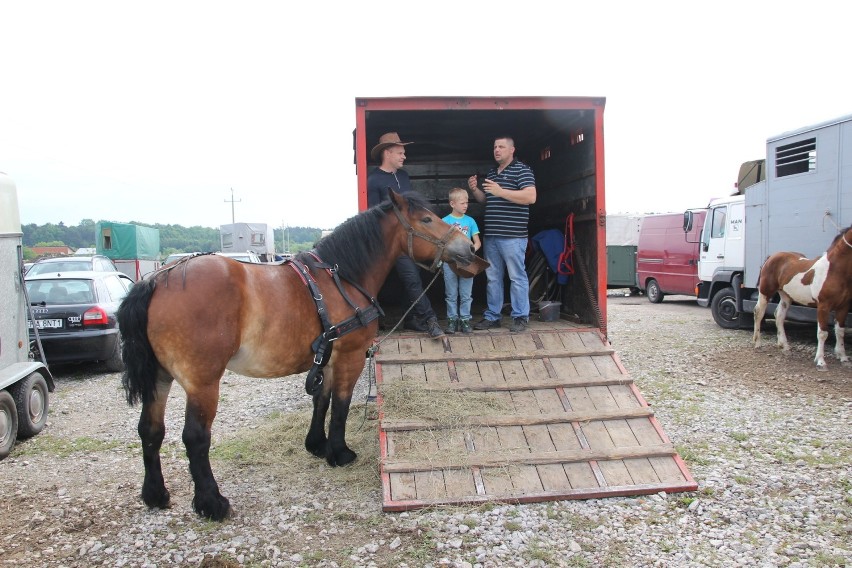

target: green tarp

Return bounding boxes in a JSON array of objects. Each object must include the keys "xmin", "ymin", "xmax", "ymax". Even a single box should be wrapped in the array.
[{"xmin": 96, "ymin": 222, "xmax": 160, "ymax": 260}]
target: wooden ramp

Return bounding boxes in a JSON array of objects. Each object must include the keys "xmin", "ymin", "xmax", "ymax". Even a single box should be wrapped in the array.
[{"xmin": 374, "ymin": 321, "xmax": 698, "ymax": 512}]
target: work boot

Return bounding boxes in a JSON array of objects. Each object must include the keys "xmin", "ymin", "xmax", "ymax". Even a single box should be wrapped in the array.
[
  {"xmin": 444, "ymin": 317, "xmax": 459, "ymax": 334},
  {"xmin": 426, "ymin": 317, "xmax": 444, "ymax": 339},
  {"xmin": 473, "ymin": 318, "xmax": 500, "ymax": 330},
  {"xmin": 510, "ymin": 317, "xmax": 529, "ymax": 333},
  {"xmin": 459, "ymin": 318, "xmax": 473, "ymax": 334}
]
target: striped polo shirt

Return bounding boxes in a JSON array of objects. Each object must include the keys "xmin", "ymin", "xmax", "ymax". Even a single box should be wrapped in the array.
[{"xmin": 483, "ymin": 159, "xmax": 536, "ymax": 238}]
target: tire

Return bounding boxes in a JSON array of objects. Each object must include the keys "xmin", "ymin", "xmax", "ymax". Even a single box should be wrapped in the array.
[
  {"xmin": 711, "ymin": 286, "xmax": 744, "ymax": 329},
  {"xmin": 0, "ymin": 390, "xmax": 19, "ymax": 461},
  {"xmin": 646, "ymin": 279, "xmax": 664, "ymax": 304},
  {"xmin": 10, "ymin": 373, "xmax": 49, "ymax": 439},
  {"xmin": 103, "ymin": 332, "xmax": 125, "ymax": 373}
]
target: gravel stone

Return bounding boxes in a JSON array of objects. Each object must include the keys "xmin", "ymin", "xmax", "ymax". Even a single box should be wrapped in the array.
[{"xmin": 0, "ymin": 292, "xmax": 849, "ymax": 567}]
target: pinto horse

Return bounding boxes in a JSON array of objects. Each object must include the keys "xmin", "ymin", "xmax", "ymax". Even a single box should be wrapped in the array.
[
  {"xmin": 117, "ymin": 191, "xmax": 476, "ymax": 520},
  {"xmin": 752, "ymin": 224, "xmax": 852, "ymax": 369}
]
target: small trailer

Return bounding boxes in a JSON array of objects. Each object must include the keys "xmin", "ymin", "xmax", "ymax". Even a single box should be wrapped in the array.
[
  {"xmin": 96, "ymin": 221, "xmax": 161, "ymax": 280},
  {"xmin": 0, "ymin": 172, "xmax": 54, "ymax": 460},
  {"xmin": 220, "ymin": 222, "xmax": 275, "ymax": 262},
  {"xmin": 605, "ymin": 214, "xmax": 642, "ymax": 292}
]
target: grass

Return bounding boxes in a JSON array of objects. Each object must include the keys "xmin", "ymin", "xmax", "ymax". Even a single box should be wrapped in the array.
[{"xmin": 14, "ymin": 434, "xmax": 123, "ymax": 457}]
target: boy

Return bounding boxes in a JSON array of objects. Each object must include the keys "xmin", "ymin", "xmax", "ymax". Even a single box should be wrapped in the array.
[{"xmin": 442, "ymin": 187, "xmax": 482, "ymax": 334}]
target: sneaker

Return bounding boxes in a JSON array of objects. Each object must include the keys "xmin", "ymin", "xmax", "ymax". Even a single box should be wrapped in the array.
[
  {"xmin": 473, "ymin": 318, "xmax": 501, "ymax": 330},
  {"xmin": 510, "ymin": 317, "xmax": 529, "ymax": 333},
  {"xmin": 459, "ymin": 319, "xmax": 473, "ymax": 334},
  {"xmin": 426, "ymin": 317, "xmax": 445, "ymax": 339},
  {"xmin": 444, "ymin": 317, "xmax": 459, "ymax": 334}
]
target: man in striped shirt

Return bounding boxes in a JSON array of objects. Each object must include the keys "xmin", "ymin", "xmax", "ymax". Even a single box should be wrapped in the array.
[{"xmin": 467, "ymin": 136, "xmax": 537, "ymax": 333}]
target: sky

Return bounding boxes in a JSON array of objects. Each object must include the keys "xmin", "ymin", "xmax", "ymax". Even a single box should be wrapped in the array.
[{"xmin": 1, "ymin": 1, "xmax": 849, "ymax": 233}]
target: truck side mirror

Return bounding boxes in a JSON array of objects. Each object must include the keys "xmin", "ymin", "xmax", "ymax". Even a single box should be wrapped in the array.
[{"xmin": 683, "ymin": 211, "xmax": 693, "ymax": 233}]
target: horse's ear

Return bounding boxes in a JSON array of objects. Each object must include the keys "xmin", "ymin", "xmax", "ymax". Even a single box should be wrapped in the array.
[{"xmin": 389, "ymin": 189, "xmax": 406, "ymax": 210}]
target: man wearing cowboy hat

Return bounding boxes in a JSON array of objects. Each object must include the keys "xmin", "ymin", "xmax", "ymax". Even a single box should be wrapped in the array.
[{"xmin": 367, "ymin": 132, "xmax": 443, "ymax": 339}]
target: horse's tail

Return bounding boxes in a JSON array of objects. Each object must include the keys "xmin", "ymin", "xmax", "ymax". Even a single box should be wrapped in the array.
[{"xmin": 117, "ymin": 277, "xmax": 160, "ymax": 406}]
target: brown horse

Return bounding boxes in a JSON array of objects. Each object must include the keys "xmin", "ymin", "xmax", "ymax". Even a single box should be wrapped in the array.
[
  {"xmin": 752, "ymin": 224, "xmax": 852, "ymax": 369},
  {"xmin": 117, "ymin": 191, "xmax": 476, "ymax": 520}
]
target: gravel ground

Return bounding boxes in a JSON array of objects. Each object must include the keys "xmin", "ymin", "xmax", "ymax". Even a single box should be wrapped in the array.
[{"xmin": 1, "ymin": 293, "xmax": 849, "ymax": 568}]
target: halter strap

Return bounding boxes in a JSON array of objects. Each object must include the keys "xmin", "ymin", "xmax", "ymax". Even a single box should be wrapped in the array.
[{"xmin": 391, "ymin": 201, "xmax": 457, "ymax": 272}]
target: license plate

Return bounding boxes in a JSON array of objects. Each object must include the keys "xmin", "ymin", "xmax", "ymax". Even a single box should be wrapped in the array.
[{"xmin": 28, "ymin": 319, "xmax": 63, "ymax": 329}]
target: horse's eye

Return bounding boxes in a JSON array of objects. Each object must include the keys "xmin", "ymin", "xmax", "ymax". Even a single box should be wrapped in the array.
[{"xmin": 421, "ymin": 216, "xmax": 433, "ymax": 223}]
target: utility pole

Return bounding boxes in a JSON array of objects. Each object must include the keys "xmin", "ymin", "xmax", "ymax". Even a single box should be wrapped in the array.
[{"xmin": 224, "ymin": 188, "xmax": 241, "ymax": 225}]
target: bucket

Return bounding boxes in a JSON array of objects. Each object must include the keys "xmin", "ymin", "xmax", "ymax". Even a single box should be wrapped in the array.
[{"xmin": 538, "ymin": 301, "xmax": 561, "ymax": 322}]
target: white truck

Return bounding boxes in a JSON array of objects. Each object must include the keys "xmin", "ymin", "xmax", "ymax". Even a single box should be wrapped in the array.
[
  {"xmin": 687, "ymin": 114, "xmax": 852, "ymax": 329},
  {"xmin": 0, "ymin": 172, "xmax": 54, "ymax": 460}
]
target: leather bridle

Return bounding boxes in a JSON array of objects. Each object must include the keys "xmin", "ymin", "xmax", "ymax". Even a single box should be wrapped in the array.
[{"xmin": 392, "ymin": 201, "xmax": 458, "ymax": 272}]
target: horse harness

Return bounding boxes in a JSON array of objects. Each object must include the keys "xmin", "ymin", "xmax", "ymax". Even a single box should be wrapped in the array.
[
  {"xmin": 288, "ymin": 200, "xmax": 458, "ymax": 396},
  {"xmin": 285, "ymin": 252, "xmax": 384, "ymax": 397}
]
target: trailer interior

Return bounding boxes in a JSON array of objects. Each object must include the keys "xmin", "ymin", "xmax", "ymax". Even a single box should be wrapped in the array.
[{"xmin": 355, "ymin": 97, "xmax": 607, "ymax": 333}]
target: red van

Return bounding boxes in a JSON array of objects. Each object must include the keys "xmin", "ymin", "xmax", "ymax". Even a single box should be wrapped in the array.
[{"xmin": 636, "ymin": 210, "xmax": 706, "ymax": 303}]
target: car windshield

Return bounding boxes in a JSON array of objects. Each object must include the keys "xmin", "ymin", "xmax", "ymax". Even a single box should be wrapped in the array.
[
  {"xmin": 26, "ymin": 279, "xmax": 95, "ymax": 305},
  {"xmin": 28, "ymin": 261, "xmax": 92, "ymax": 275}
]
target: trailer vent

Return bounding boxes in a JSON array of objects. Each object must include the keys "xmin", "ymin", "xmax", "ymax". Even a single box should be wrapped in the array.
[{"xmin": 775, "ymin": 137, "xmax": 816, "ymax": 178}]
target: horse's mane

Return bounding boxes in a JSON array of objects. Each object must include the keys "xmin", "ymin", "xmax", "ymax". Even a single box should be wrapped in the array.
[
  {"xmin": 828, "ymin": 224, "xmax": 852, "ymax": 249},
  {"xmin": 301, "ymin": 192, "xmax": 433, "ymax": 284}
]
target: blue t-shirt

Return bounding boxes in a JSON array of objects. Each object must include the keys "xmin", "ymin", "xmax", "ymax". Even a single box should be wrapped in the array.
[{"xmin": 442, "ymin": 213, "xmax": 480, "ymax": 241}]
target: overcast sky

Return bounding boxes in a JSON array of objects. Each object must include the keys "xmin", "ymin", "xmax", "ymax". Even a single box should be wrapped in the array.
[{"xmin": 1, "ymin": 1, "xmax": 848, "ymax": 232}]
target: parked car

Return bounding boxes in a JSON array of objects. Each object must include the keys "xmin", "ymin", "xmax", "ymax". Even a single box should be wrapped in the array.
[
  {"xmin": 215, "ymin": 251, "xmax": 261, "ymax": 263},
  {"xmin": 27, "ymin": 255, "xmax": 119, "ymax": 276},
  {"xmin": 163, "ymin": 252, "xmax": 202, "ymax": 265},
  {"xmin": 25, "ymin": 271, "xmax": 134, "ymax": 371}
]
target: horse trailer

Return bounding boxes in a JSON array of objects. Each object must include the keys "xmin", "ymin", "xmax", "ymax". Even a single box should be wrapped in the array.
[
  {"xmin": 687, "ymin": 113, "xmax": 852, "ymax": 329},
  {"xmin": 354, "ymin": 97, "xmax": 699, "ymax": 510},
  {"xmin": 0, "ymin": 172, "xmax": 54, "ymax": 460}
]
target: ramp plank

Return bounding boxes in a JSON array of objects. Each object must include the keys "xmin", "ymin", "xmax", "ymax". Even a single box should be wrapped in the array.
[{"xmin": 377, "ymin": 320, "xmax": 698, "ymax": 511}]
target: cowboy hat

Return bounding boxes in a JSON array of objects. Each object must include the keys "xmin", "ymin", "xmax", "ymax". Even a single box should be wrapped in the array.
[{"xmin": 370, "ymin": 132, "xmax": 413, "ymax": 162}]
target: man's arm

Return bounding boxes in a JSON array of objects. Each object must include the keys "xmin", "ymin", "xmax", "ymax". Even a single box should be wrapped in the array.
[
  {"xmin": 482, "ymin": 179, "xmax": 537, "ymax": 205},
  {"xmin": 467, "ymin": 175, "xmax": 486, "ymax": 204}
]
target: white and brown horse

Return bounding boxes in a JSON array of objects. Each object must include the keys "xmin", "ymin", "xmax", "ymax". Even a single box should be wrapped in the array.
[{"xmin": 752, "ymin": 225, "xmax": 852, "ymax": 369}]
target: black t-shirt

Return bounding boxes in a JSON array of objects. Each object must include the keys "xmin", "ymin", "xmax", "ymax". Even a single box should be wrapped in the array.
[{"xmin": 367, "ymin": 167, "xmax": 412, "ymax": 207}]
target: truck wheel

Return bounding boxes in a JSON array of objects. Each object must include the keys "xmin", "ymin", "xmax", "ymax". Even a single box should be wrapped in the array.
[
  {"xmin": 10, "ymin": 373, "xmax": 49, "ymax": 439},
  {"xmin": 0, "ymin": 390, "xmax": 19, "ymax": 460},
  {"xmin": 646, "ymin": 279, "xmax": 664, "ymax": 304},
  {"xmin": 103, "ymin": 332, "xmax": 125, "ymax": 373},
  {"xmin": 711, "ymin": 287, "xmax": 743, "ymax": 329}
]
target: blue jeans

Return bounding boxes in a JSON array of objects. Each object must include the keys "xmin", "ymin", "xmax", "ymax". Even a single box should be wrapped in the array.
[
  {"xmin": 442, "ymin": 263, "xmax": 473, "ymax": 320},
  {"xmin": 395, "ymin": 255, "xmax": 436, "ymax": 322},
  {"xmin": 483, "ymin": 237, "xmax": 530, "ymax": 320}
]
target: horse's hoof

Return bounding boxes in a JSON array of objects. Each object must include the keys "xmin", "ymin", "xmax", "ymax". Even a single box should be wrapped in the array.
[
  {"xmin": 327, "ymin": 448, "xmax": 357, "ymax": 467},
  {"xmin": 141, "ymin": 485, "xmax": 171, "ymax": 509},
  {"xmin": 305, "ymin": 437, "xmax": 328, "ymax": 458},
  {"xmin": 193, "ymin": 493, "xmax": 231, "ymax": 521}
]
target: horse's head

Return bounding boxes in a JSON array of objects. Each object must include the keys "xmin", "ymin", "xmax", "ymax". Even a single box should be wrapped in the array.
[{"xmin": 388, "ymin": 190, "xmax": 477, "ymax": 271}]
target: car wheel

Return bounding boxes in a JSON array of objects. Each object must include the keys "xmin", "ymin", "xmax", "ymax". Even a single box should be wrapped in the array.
[
  {"xmin": 646, "ymin": 279, "xmax": 664, "ymax": 304},
  {"xmin": 0, "ymin": 390, "xmax": 19, "ymax": 461},
  {"xmin": 711, "ymin": 287, "xmax": 743, "ymax": 329},
  {"xmin": 10, "ymin": 373, "xmax": 49, "ymax": 439},
  {"xmin": 103, "ymin": 332, "xmax": 125, "ymax": 373}
]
